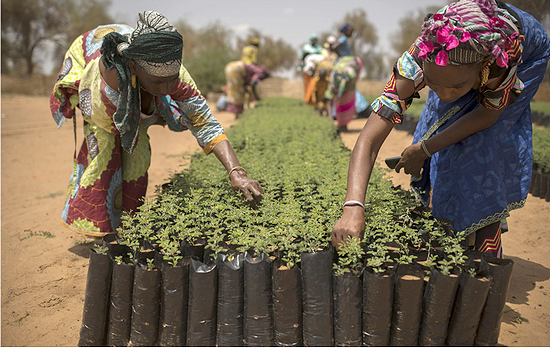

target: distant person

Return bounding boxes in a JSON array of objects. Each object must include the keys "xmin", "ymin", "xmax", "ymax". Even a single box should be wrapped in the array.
[
  {"xmin": 324, "ymin": 55, "xmax": 362, "ymax": 132},
  {"xmin": 332, "ymin": 23, "xmax": 354, "ymax": 58},
  {"xmin": 241, "ymin": 37, "xmax": 260, "ymax": 65},
  {"xmin": 302, "ymin": 53, "xmax": 325, "ymax": 105},
  {"xmin": 224, "ymin": 60, "xmax": 270, "ymax": 118},
  {"xmin": 332, "ymin": 0, "xmax": 550, "ymax": 260},
  {"xmin": 321, "ymin": 35, "xmax": 338, "ymax": 61},
  {"xmin": 312, "ymin": 39, "xmax": 338, "ymax": 114},
  {"xmin": 49, "ymin": 11, "xmax": 263, "ymax": 237},
  {"xmin": 299, "ymin": 33, "xmax": 323, "ymax": 103}
]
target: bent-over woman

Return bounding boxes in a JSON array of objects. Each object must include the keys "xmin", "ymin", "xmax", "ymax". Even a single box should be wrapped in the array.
[
  {"xmin": 50, "ymin": 11, "xmax": 263, "ymax": 237},
  {"xmin": 332, "ymin": 0, "xmax": 550, "ymax": 258}
]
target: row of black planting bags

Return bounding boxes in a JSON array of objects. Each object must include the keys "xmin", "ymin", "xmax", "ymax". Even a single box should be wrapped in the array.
[{"xmin": 78, "ymin": 237, "xmax": 513, "ymax": 347}]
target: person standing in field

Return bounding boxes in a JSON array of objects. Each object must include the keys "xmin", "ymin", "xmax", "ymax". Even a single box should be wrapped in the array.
[
  {"xmin": 331, "ymin": 23, "xmax": 354, "ymax": 58},
  {"xmin": 299, "ymin": 33, "xmax": 323, "ymax": 104},
  {"xmin": 241, "ymin": 37, "xmax": 260, "ymax": 66},
  {"xmin": 332, "ymin": 0, "xmax": 550, "ymax": 259},
  {"xmin": 50, "ymin": 11, "xmax": 263, "ymax": 237},
  {"xmin": 224, "ymin": 60, "xmax": 270, "ymax": 118}
]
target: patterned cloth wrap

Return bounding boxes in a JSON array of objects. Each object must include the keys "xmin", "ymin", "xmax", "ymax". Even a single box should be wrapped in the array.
[
  {"xmin": 371, "ymin": 1, "xmax": 550, "ymax": 236},
  {"xmin": 224, "ymin": 60, "xmax": 269, "ymax": 115},
  {"xmin": 50, "ymin": 20, "xmax": 227, "ymax": 236},
  {"xmin": 325, "ymin": 56, "xmax": 363, "ymax": 127}
]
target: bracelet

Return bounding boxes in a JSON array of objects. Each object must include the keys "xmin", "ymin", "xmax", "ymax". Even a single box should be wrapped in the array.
[
  {"xmin": 421, "ymin": 140, "xmax": 432, "ymax": 158},
  {"xmin": 343, "ymin": 200, "xmax": 365, "ymax": 209},
  {"xmin": 228, "ymin": 165, "xmax": 246, "ymax": 177}
]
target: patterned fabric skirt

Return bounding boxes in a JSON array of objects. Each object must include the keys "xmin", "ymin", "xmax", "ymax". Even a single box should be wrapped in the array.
[
  {"xmin": 225, "ymin": 61, "xmax": 247, "ymax": 115},
  {"xmin": 335, "ymin": 89, "xmax": 356, "ymax": 127},
  {"xmin": 61, "ymin": 120, "xmax": 152, "ymax": 237},
  {"xmin": 411, "ymin": 5, "xmax": 550, "ymax": 237}
]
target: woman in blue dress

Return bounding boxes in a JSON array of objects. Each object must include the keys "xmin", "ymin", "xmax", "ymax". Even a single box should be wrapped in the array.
[{"xmin": 332, "ymin": 0, "xmax": 550, "ymax": 258}]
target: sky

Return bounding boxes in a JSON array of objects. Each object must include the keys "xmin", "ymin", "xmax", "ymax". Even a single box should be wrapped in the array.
[
  {"xmin": 107, "ymin": 0, "xmax": 446, "ymax": 72},
  {"xmin": 43, "ymin": 0, "xmax": 447, "ymax": 76}
]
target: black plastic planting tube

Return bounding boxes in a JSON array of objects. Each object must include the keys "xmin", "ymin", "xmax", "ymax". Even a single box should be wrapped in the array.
[
  {"xmin": 187, "ymin": 258, "xmax": 218, "ymax": 347},
  {"xmin": 474, "ymin": 256, "xmax": 514, "ymax": 346},
  {"xmin": 106, "ymin": 245, "xmax": 134, "ymax": 347},
  {"xmin": 333, "ymin": 272, "xmax": 362, "ymax": 347},
  {"xmin": 129, "ymin": 256, "xmax": 161, "ymax": 347},
  {"xmin": 362, "ymin": 267, "xmax": 395, "ymax": 347},
  {"xmin": 181, "ymin": 239, "xmax": 205, "ymax": 261},
  {"xmin": 418, "ymin": 268, "xmax": 460, "ymax": 346},
  {"xmin": 540, "ymin": 172, "xmax": 549, "ymax": 198},
  {"xmin": 531, "ymin": 170, "xmax": 542, "ymax": 197},
  {"xmin": 216, "ymin": 253, "xmax": 245, "ymax": 347},
  {"xmin": 301, "ymin": 248, "xmax": 334, "ymax": 347},
  {"xmin": 78, "ymin": 249, "xmax": 113, "ymax": 347},
  {"xmin": 390, "ymin": 263, "xmax": 425, "ymax": 347},
  {"xmin": 157, "ymin": 259, "xmax": 189, "ymax": 347},
  {"xmin": 244, "ymin": 252, "xmax": 274, "ymax": 346},
  {"xmin": 446, "ymin": 258, "xmax": 493, "ymax": 347},
  {"xmin": 272, "ymin": 262, "xmax": 303, "ymax": 347},
  {"xmin": 546, "ymin": 177, "xmax": 550, "ymax": 201}
]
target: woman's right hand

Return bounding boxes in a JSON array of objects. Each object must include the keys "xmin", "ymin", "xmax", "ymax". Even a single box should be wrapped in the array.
[{"xmin": 331, "ymin": 206, "xmax": 365, "ymax": 250}]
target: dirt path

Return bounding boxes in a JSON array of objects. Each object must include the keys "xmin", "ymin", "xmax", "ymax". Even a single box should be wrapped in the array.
[{"xmin": 1, "ymin": 95, "xmax": 548, "ymax": 346}]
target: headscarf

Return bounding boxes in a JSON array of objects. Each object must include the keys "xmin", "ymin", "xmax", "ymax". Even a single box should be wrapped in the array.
[
  {"xmin": 340, "ymin": 24, "xmax": 350, "ymax": 33},
  {"xmin": 417, "ymin": 0, "xmax": 522, "ymax": 67},
  {"xmin": 248, "ymin": 37, "xmax": 260, "ymax": 47},
  {"xmin": 100, "ymin": 11, "xmax": 183, "ymax": 153},
  {"xmin": 310, "ymin": 33, "xmax": 319, "ymax": 41}
]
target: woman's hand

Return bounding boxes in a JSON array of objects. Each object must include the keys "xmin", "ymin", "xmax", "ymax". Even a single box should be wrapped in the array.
[
  {"xmin": 331, "ymin": 206, "xmax": 365, "ymax": 250},
  {"xmin": 230, "ymin": 170, "xmax": 264, "ymax": 208},
  {"xmin": 395, "ymin": 142, "xmax": 428, "ymax": 177}
]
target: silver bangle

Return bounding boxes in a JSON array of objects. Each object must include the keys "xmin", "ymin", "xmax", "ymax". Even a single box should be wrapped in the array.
[
  {"xmin": 343, "ymin": 200, "xmax": 365, "ymax": 209},
  {"xmin": 421, "ymin": 140, "xmax": 432, "ymax": 158}
]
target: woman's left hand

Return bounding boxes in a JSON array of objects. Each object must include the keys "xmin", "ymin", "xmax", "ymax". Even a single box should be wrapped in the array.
[
  {"xmin": 230, "ymin": 170, "xmax": 264, "ymax": 208},
  {"xmin": 395, "ymin": 142, "xmax": 428, "ymax": 177}
]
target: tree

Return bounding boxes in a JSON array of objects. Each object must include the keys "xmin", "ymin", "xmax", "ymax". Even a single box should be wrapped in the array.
[
  {"xmin": 391, "ymin": 6, "xmax": 442, "ymax": 59},
  {"xmin": 1, "ymin": 0, "xmax": 112, "ymax": 76},
  {"xmin": 50, "ymin": 0, "xmax": 113, "ymax": 73},
  {"xmin": 334, "ymin": 9, "xmax": 388, "ymax": 79},
  {"xmin": 179, "ymin": 22, "xmax": 238, "ymax": 94},
  {"xmin": 2, "ymin": 0, "xmax": 65, "ymax": 75},
  {"xmin": 236, "ymin": 29, "xmax": 297, "ymax": 73}
]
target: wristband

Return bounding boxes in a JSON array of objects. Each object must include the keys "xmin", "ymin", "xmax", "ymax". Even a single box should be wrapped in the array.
[
  {"xmin": 343, "ymin": 200, "xmax": 365, "ymax": 209},
  {"xmin": 421, "ymin": 140, "xmax": 432, "ymax": 158}
]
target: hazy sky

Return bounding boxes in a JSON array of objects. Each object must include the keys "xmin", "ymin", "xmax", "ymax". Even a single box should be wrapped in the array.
[
  {"xmin": 44, "ymin": 0, "xmax": 447, "ymax": 76},
  {"xmin": 109, "ymin": 0, "xmax": 446, "ymax": 58}
]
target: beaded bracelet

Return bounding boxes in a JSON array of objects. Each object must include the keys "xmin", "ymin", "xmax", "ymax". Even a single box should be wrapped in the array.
[
  {"xmin": 228, "ymin": 165, "xmax": 246, "ymax": 177},
  {"xmin": 343, "ymin": 200, "xmax": 365, "ymax": 209}
]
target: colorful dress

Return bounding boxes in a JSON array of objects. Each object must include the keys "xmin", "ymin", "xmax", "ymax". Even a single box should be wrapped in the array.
[
  {"xmin": 371, "ymin": 4, "xmax": 550, "ymax": 236},
  {"xmin": 324, "ymin": 56, "xmax": 363, "ymax": 127},
  {"xmin": 50, "ymin": 24, "xmax": 227, "ymax": 236},
  {"xmin": 224, "ymin": 61, "xmax": 265, "ymax": 115}
]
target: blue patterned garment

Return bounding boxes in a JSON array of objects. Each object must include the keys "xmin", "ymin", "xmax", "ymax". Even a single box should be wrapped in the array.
[{"xmin": 411, "ymin": 5, "xmax": 550, "ymax": 236}]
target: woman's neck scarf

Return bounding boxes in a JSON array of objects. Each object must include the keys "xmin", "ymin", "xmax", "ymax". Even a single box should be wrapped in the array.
[
  {"xmin": 417, "ymin": 0, "xmax": 522, "ymax": 68},
  {"xmin": 100, "ymin": 10, "xmax": 183, "ymax": 153}
]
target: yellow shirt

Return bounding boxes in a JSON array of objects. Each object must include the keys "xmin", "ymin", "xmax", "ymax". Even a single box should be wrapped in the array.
[{"xmin": 241, "ymin": 45, "xmax": 258, "ymax": 65}]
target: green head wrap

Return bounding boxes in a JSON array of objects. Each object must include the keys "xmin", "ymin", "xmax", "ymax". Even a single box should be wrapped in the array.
[{"xmin": 101, "ymin": 10, "xmax": 183, "ymax": 153}]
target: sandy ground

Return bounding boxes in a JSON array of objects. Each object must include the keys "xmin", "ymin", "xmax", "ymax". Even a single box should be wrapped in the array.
[{"xmin": 1, "ymin": 95, "xmax": 549, "ymax": 346}]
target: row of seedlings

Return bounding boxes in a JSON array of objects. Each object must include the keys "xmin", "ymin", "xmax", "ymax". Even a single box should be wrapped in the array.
[{"xmin": 78, "ymin": 97, "xmax": 514, "ymax": 347}]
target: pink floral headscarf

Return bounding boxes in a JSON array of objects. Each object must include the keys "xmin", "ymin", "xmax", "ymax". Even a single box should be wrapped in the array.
[{"xmin": 417, "ymin": 0, "xmax": 522, "ymax": 67}]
